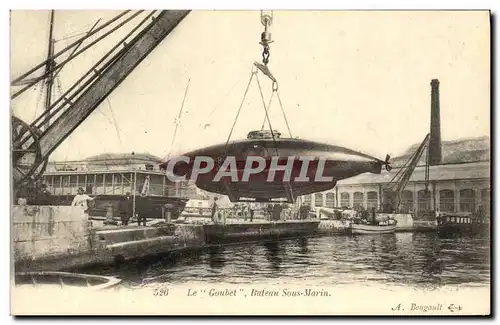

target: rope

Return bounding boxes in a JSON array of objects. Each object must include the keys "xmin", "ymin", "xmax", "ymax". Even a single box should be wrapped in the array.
[
  {"xmin": 33, "ymin": 81, "xmax": 45, "ymax": 120},
  {"xmin": 223, "ymin": 69, "xmax": 256, "ymax": 151},
  {"xmin": 255, "ymin": 74, "xmax": 279, "ymax": 156},
  {"xmin": 276, "ymin": 90, "xmax": 293, "ymax": 138},
  {"xmin": 260, "ymin": 90, "xmax": 275, "ymax": 130}
]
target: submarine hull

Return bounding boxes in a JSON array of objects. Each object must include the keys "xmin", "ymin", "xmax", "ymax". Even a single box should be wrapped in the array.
[{"xmin": 161, "ymin": 136, "xmax": 385, "ymax": 202}]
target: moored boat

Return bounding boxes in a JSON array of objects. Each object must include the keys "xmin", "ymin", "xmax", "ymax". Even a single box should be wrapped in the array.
[
  {"xmin": 436, "ymin": 212, "xmax": 490, "ymax": 236},
  {"xmin": 15, "ymin": 272, "xmax": 122, "ymax": 290},
  {"xmin": 203, "ymin": 220, "xmax": 320, "ymax": 244}
]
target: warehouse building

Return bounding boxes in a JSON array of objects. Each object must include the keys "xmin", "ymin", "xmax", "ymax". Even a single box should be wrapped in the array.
[{"xmin": 301, "ymin": 79, "xmax": 490, "ymax": 219}]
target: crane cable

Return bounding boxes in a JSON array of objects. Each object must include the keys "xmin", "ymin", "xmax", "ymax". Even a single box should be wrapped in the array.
[
  {"xmin": 259, "ymin": 82, "xmax": 293, "ymax": 138},
  {"xmin": 255, "ymin": 73, "xmax": 279, "ymax": 156},
  {"xmin": 220, "ymin": 10, "xmax": 297, "ymax": 165}
]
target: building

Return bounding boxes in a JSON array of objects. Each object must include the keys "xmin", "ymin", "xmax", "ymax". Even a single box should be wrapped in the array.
[
  {"xmin": 42, "ymin": 152, "xmax": 186, "ymax": 197},
  {"xmin": 301, "ymin": 79, "xmax": 490, "ymax": 219},
  {"xmin": 302, "ymin": 158, "xmax": 490, "ymax": 219},
  {"xmin": 41, "ymin": 152, "xmax": 190, "ymax": 219}
]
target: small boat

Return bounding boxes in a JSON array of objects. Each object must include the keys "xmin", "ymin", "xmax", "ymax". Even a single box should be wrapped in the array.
[
  {"xmin": 351, "ymin": 219, "xmax": 397, "ymax": 235},
  {"xmin": 14, "ymin": 272, "xmax": 122, "ymax": 290}
]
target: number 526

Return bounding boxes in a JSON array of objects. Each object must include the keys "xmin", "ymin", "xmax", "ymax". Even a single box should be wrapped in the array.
[{"xmin": 154, "ymin": 287, "xmax": 169, "ymax": 296}]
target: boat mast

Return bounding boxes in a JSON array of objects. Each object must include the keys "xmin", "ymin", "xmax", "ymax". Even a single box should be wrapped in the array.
[{"xmin": 42, "ymin": 10, "xmax": 56, "ymax": 131}]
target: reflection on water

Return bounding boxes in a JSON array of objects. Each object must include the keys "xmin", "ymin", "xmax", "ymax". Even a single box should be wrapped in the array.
[{"xmin": 84, "ymin": 232, "xmax": 490, "ymax": 289}]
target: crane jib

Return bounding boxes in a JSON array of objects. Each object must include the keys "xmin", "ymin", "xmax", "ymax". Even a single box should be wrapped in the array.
[{"xmin": 13, "ymin": 10, "xmax": 190, "ymax": 185}]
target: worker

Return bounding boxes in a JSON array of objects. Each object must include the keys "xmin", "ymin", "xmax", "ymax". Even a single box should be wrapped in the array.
[
  {"xmin": 371, "ymin": 207, "xmax": 377, "ymax": 225},
  {"xmin": 35, "ymin": 184, "xmax": 53, "ymax": 205},
  {"xmin": 249, "ymin": 206, "xmax": 254, "ymax": 222},
  {"xmin": 119, "ymin": 193, "xmax": 133, "ymax": 226},
  {"xmin": 72, "ymin": 187, "xmax": 95, "ymax": 218},
  {"xmin": 210, "ymin": 197, "xmax": 219, "ymax": 223},
  {"xmin": 243, "ymin": 205, "xmax": 248, "ymax": 221},
  {"xmin": 15, "ymin": 186, "xmax": 30, "ymax": 205},
  {"xmin": 135, "ymin": 193, "xmax": 148, "ymax": 226}
]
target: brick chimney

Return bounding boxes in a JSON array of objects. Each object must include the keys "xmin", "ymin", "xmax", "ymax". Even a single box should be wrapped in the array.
[{"xmin": 428, "ymin": 79, "xmax": 442, "ymax": 165}]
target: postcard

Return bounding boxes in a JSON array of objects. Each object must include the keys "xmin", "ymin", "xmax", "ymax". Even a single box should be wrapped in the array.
[{"xmin": 10, "ymin": 9, "xmax": 491, "ymax": 316}]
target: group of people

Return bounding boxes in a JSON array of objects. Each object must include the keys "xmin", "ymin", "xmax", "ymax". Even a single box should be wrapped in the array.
[
  {"xmin": 15, "ymin": 182, "xmax": 53, "ymax": 206},
  {"xmin": 16, "ymin": 183, "xmax": 150, "ymax": 227},
  {"xmin": 209, "ymin": 199, "xmax": 255, "ymax": 224},
  {"xmin": 118, "ymin": 192, "xmax": 148, "ymax": 226},
  {"xmin": 208, "ymin": 200, "xmax": 308, "ymax": 223}
]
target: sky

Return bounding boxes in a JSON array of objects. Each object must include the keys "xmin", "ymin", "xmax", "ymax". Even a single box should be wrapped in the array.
[{"xmin": 10, "ymin": 10, "xmax": 490, "ymax": 163}]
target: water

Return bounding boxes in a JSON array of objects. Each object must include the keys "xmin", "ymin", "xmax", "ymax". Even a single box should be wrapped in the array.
[{"xmin": 85, "ymin": 232, "xmax": 490, "ymax": 290}]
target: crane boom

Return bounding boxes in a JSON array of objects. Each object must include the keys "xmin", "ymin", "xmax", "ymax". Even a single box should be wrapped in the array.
[
  {"xmin": 382, "ymin": 133, "xmax": 431, "ymax": 213},
  {"xmin": 12, "ymin": 10, "xmax": 190, "ymax": 187},
  {"xmin": 38, "ymin": 10, "xmax": 189, "ymax": 162}
]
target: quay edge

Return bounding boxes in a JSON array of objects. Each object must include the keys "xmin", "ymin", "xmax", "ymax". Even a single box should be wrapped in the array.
[
  {"xmin": 13, "ymin": 206, "xmax": 446, "ymax": 273},
  {"xmin": 12, "ymin": 206, "xmax": 320, "ymax": 272}
]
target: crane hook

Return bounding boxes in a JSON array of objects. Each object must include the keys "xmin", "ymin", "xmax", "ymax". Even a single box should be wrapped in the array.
[{"xmin": 259, "ymin": 10, "xmax": 274, "ymax": 66}]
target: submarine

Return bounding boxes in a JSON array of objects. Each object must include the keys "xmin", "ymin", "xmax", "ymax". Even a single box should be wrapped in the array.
[{"xmin": 160, "ymin": 130, "xmax": 391, "ymax": 203}]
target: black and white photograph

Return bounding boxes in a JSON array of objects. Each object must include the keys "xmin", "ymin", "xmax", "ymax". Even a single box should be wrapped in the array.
[{"xmin": 9, "ymin": 8, "xmax": 491, "ymax": 316}]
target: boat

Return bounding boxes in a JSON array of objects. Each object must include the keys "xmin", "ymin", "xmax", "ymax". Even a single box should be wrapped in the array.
[
  {"xmin": 14, "ymin": 272, "xmax": 122, "ymax": 290},
  {"xmin": 203, "ymin": 220, "xmax": 320, "ymax": 245},
  {"xmin": 161, "ymin": 129, "xmax": 391, "ymax": 203},
  {"xmin": 436, "ymin": 212, "xmax": 490, "ymax": 236},
  {"xmin": 38, "ymin": 153, "xmax": 189, "ymax": 220},
  {"xmin": 351, "ymin": 219, "xmax": 397, "ymax": 235}
]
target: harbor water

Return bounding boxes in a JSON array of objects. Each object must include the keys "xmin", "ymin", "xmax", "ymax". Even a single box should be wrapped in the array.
[{"xmin": 82, "ymin": 232, "xmax": 490, "ymax": 290}]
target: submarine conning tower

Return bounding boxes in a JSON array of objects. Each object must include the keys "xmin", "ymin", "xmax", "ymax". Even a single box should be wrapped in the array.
[{"xmin": 429, "ymin": 79, "xmax": 442, "ymax": 166}]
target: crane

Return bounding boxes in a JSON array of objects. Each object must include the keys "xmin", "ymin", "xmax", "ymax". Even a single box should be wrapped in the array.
[
  {"xmin": 381, "ymin": 133, "xmax": 431, "ymax": 213},
  {"xmin": 11, "ymin": 10, "xmax": 190, "ymax": 199}
]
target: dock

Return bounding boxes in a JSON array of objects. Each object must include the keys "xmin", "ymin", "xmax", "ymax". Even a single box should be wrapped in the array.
[{"xmin": 12, "ymin": 205, "xmax": 438, "ymax": 272}]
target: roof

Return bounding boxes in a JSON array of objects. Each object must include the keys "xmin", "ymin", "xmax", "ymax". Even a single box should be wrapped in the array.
[
  {"xmin": 84, "ymin": 152, "xmax": 163, "ymax": 164},
  {"xmin": 391, "ymin": 136, "xmax": 490, "ymax": 167},
  {"xmin": 337, "ymin": 161, "xmax": 490, "ymax": 185}
]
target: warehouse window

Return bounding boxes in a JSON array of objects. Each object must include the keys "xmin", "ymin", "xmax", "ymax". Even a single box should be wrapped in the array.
[
  {"xmin": 353, "ymin": 192, "xmax": 364, "ymax": 210},
  {"xmin": 314, "ymin": 193, "xmax": 323, "ymax": 207},
  {"xmin": 459, "ymin": 189, "xmax": 475, "ymax": 213},
  {"xmin": 439, "ymin": 189, "xmax": 455, "ymax": 212},
  {"xmin": 480, "ymin": 188, "xmax": 490, "ymax": 218},
  {"xmin": 400, "ymin": 190, "xmax": 414, "ymax": 213},
  {"xmin": 325, "ymin": 193, "xmax": 335, "ymax": 208},
  {"xmin": 417, "ymin": 189, "xmax": 431, "ymax": 213},
  {"xmin": 367, "ymin": 191, "xmax": 378, "ymax": 210},
  {"xmin": 340, "ymin": 192, "xmax": 350, "ymax": 208},
  {"xmin": 303, "ymin": 195, "xmax": 312, "ymax": 205}
]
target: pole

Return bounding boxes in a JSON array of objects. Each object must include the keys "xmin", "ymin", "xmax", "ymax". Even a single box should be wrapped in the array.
[
  {"xmin": 132, "ymin": 170, "xmax": 137, "ymax": 218},
  {"xmin": 43, "ymin": 10, "xmax": 55, "ymax": 131}
]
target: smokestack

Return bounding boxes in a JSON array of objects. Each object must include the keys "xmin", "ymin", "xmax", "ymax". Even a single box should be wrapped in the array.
[{"xmin": 428, "ymin": 79, "xmax": 442, "ymax": 165}]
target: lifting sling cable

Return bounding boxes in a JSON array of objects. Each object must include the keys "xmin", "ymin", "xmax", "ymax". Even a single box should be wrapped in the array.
[
  {"xmin": 276, "ymin": 89, "xmax": 293, "ymax": 138},
  {"xmin": 260, "ymin": 90, "xmax": 275, "ymax": 130},
  {"xmin": 259, "ymin": 82, "xmax": 293, "ymax": 138},
  {"xmin": 216, "ymin": 67, "xmax": 258, "ymax": 170},
  {"xmin": 255, "ymin": 73, "xmax": 280, "ymax": 156},
  {"xmin": 223, "ymin": 68, "xmax": 256, "ymax": 151}
]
